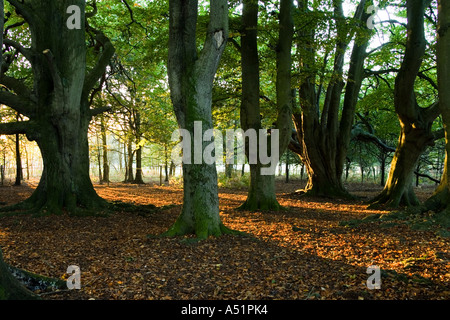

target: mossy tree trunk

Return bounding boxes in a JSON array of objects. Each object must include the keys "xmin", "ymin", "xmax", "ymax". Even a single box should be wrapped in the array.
[
  {"xmin": 0, "ymin": 249, "xmax": 38, "ymax": 300},
  {"xmin": 164, "ymin": 0, "xmax": 234, "ymax": 238},
  {"xmin": 0, "ymin": 0, "xmax": 114, "ymax": 215},
  {"xmin": 369, "ymin": 0, "xmax": 441, "ymax": 208}
]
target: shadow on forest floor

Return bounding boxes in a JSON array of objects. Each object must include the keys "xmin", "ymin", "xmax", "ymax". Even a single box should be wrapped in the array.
[{"xmin": 0, "ymin": 179, "xmax": 448, "ymax": 300}]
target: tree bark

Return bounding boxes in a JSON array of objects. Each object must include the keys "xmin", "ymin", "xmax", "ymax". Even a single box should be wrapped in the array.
[
  {"xmin": 163, "ymin": 0, "xmax": 235, "ymax": 238},
  {"xmin": 14, "ymin": 133, "xmax": 22, "ymax": 186},
  {"xmin": 0, "ymin": 0, "xmax": 114, "ymax": 215},
  {"xmin": 369, "ymin": 0, "xmax": 439, "ymax": 208}
]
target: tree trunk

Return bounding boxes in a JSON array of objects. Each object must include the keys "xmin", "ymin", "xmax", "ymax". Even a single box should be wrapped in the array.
[
  {"xmin": 164, "ymin": 0, "xmax": 235, "ymax": 238},
  {"xmin": 134, "ymin": 145, "xmax": 144, "ymax": 184},
  {"xmin": 291, "ymin": 0, "xmax": 370, "ymax": 199},
  {"xmin": 125, "ymin": 138, "xmax": 134, "ymax": 182},
  {"xmin": 14, "ymin": 133, "xmax": 22, "ymax": 186},
  {"xmin": 240, "ymin": 163, "xmax": 280, "ymax": 210},
  {"xmin": 100, "ymin": 114, "xmax": 109, "ymax": 183},
  {"xmin": 239, "ymin": 0, "xmax": 293, "ymax": 210},
  {"xmin": 370, "ymin": 127, "xmax": 433, "ymax": 207},
  {"xmin": 369, "ymin": 0, "xmax": 440, "ymax": 208},
  {"xmin": 424, "ymin": 0, "xmax": 450, "ymax": 216},
  {"xmin": 0, "ymin": 0, "xmax": 114, "ymax": 215},
  {"xmin": 133, "ymin": 111, "xmax": 144, "ymax": 184}
]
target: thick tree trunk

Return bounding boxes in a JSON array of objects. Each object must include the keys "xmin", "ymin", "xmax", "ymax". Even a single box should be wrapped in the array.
[
  {"xmin": 164, "ymin": 0, "xmax": 235, "ymax": 238},
  {"xmin": 370, "ymin": 127, "xmax": 432, "ymax": 207},
  {"xmin": 134, "ymin": 146, "xmax": 144, "ymax": 184},
  {"xmin": 239, "ymin": 164, "xmax": 280, "ymax": 210},
  {"xmin": 18, "ymin": 116, "xmax": 107, "ymax": 214},
  {"xmin": 239, "ymin": 0, "xmax": 293, "ymax": 210},
  {"xmin": 0, "ymin": 0, "xmax": 114, "ymax": 215}
]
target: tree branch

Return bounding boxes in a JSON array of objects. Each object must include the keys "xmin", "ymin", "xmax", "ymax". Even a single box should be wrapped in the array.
[
  {"xmin": 85, "ymin": 0, "xmax": 98, "ymax": 18},
  {"xmin": 422, "ymin": 101, "xmax": 440, "ymax": 123},
  {"xmin": 89, "ymin": 106, "xmax": 111, "ymax": 117},
  {"xmin": 83, "ymin": 29, "xmax": 115, "ymax": 100},
  {"xmin": 414, "ymin": 171, "xmax": 440, "ymax": 184},
  {"xmin": 352, "ymin": 127, "xmax": 396, "ymax": 153},
  {"xmin": 6, "ymin": 0, "xmax": 35, "ymax": 25},
  {"xmin": 3, "ymin": 38, "xmax": 33, "ymax": 61},
  {"xmin": 0, "ymin": 120, "xmax": 29, "ymax": 135},
  {"xmin": 0, "ymin": 75, "xmax": 33, "ymax": 98},
  {"xmin": 0, "ymin": 90, "xmax": 35, "ymax": 117},
  {"xmin": 417, "ymin": 70, "xmax": 438, "ymax": 90}
]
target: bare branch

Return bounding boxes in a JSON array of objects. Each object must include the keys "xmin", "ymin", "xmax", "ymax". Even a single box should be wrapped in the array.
[
  {"xmin": 417, "ymin": 71, "xmax": 438, "ymax": 90},
  {"xmin": 89, "ymin": 106, "xmax": 111, "ymax": 117}
]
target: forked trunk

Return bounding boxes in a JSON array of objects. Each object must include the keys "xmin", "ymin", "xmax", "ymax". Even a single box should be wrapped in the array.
[{"xmin": 164, "ymin": 0, "xmax": 234, "ymax": 238}]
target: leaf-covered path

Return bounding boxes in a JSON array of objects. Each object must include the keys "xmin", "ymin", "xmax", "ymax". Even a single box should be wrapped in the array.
[{"xmin": 0, "ymin": 180, "xmax": 449, "ymax": 300}]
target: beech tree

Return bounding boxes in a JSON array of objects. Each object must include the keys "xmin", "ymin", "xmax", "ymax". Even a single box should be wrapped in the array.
[
  {"xmin": 369, "ymin": 0, "xmax": 441, "ymax": 208},
  {"xmin": 239, "ymin": 0, "xmax": 293, "ymax": 210},
  {"xmin": 163, "ymin": 0, "xmax": 235, "ymax": 238},
  {"xmin": 290, "ymin": 0, "xmax": 372, "ymax": 197},
  {"xmin": 0, "ymin": 0, "xmax": 114, "ymax": 215}
]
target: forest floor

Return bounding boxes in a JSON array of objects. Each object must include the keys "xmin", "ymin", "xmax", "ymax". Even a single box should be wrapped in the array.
[{"xmin": 0, "ymin": 178, "xmax": 449, "ymax": 300}]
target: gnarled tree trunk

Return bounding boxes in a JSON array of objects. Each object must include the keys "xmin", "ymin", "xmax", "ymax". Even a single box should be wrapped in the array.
[
  {"xmin": 290, "ymin": 0, "xmax": 371, "ymax": 198},
  {"xmin": 369, "ymin": 0, "xmax": 440, "ymax": 208},
  {"xmin": 0, "ymin": 0, "xmax": 114, "ymax": 215}
]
